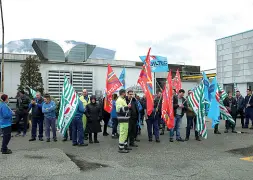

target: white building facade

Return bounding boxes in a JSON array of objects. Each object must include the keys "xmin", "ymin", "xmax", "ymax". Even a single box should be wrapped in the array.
[{"xmin": 216, "ymin": 29, "xmax": 253, "ymax": 96}]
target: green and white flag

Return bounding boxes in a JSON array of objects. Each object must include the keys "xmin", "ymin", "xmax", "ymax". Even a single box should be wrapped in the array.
[
  {"xmin": 187, "ymin": 82, "xmax": 207, "ymax": 139},
  {"xmin": 217, "ymin": 83, "xmax": 228, "ymax": 102},
  {"xmin": 219, "ymin": 103, "xmax": 235, "ymax": 124},
  {"xmin": 57, "ymin": 76, "xmax": 79, "ymax": 135},
  {"xmin": 29, "ymin": 88, "xmax": 37, "ymax": 98}
]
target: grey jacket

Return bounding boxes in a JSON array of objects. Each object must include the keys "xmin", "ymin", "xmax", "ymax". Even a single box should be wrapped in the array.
[{"xmin": 235, "ymin": 95, "xmax": 244, "ymax": 111}]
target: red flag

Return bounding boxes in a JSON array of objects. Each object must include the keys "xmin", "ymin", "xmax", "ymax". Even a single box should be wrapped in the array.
[
  {"xmin": 162, "ymin": 71, "xmax": 174, "ymax": 129},
  {"xmin": 172, "ymin": 69, "xmax": 182, "ymax": 93},
  {"xmin": 138, "ymin": 65, "xmax": 154, "ymax": 116},
  {"xmin": 144, "ymin": 48, "xmax": 152, "ymax": 82},
  {"xmin": 104, "ymin": 64, "xmax": 122, "ymax": 113}
]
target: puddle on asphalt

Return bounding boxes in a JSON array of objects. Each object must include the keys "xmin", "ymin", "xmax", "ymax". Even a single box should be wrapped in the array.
[
  {"xmin": 66, "ymin": 154, "xmax": 109, "ymax": 171},
  {"xmin": 24, "ymin": 155, "xmax": 47, "ymax": 159},
  {"xmin": 226, "ymin": 145, "xmax": 253, "ymax": 156}
]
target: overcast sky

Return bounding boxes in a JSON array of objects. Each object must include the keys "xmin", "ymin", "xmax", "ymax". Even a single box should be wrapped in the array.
[{"xmin": 1, "ymin": 0, "xmax": 253, "ymax": 70}]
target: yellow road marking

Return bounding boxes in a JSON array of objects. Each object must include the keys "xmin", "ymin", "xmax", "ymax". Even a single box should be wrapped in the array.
[{"xmin": 240, "ymin": 156, "xmax": 253, "ymax": 162}]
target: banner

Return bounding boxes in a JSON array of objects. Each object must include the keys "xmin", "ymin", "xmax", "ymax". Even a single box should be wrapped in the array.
[{"xmin": 139, "ymin": 55, "xmax": 168, "ymax": 72}]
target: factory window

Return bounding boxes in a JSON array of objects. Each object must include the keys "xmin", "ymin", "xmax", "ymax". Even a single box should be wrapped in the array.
[
  {"xmin": 72, "ymin": 71, "xmax": 93, "ymax": 96},
  {"xmin": 247, "ymin": 82, "xmax": 253, "ymax": 90}
]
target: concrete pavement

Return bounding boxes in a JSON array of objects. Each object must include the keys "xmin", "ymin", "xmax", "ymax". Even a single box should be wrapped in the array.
[{"xmin": 1, "ymin": 119, "xmax": 253, "ymax": 180}]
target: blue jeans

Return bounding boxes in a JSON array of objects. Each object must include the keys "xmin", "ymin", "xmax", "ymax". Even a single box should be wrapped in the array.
[
  {"xmin": 31, "ymin": 117, "xmax": 44, "ymax": 139},
  {"xmin": 72, "ymin": 117, "xmax": 84, "ymax": 144},
  {"xmin": 112, "ymin": 118, "xmax": 118, "ymax": 134},
  {"xmin": 64, "ymin": 122, "xmax": 72, "ymax": 139},
  {"xmin": 170, "ymin": 115, "xmax": 182, "ymax": 139},
  {"xmin": 146, "ymin": 115, "xmax": 159, "ymax": 140}
]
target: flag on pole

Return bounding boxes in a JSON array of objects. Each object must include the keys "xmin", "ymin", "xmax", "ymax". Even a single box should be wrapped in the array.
[
  {"xmin": 104, "ymin": 64, "xmax": 122, "ymax": 113},
  {"xmin": 29, "ymin": 88, "xmax": 37, "ymax": 98},
  {"xmin": 187, "ymin": 82, "xmax": 207, "ymax": 139},
  {"xmin": 119, "ymin": 67, "xmax": 126, "ymax": 89},
  {"xmin": 138, "ymin": 65, "xmax": 154, "ymax": 116},
  {"xmin": 161, "ymin": 71, "xmax": 174, "ymax": 129},
  {"xmin": 202, "ymin": 72, "xmax": 210, "ymax": 101},
  {"xmin": 57, "ymin": 76, "xmax": 79, "ymax": 135},
  {"xmin": 172, "ymin": 69, "xmax": 182, "ymax": 93},
  {"xmin": 217, "ymin": 83, "xmax": 228, "ymax": 102}
]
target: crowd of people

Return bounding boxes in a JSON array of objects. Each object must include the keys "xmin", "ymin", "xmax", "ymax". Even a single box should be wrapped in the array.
[{"xmin": 0, "ymin": 87, "xmax": 253, "ymax": 154}]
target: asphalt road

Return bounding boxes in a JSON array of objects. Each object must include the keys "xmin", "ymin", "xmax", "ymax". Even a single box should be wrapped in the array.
[{"xmin": 1, "ymin": 118, "xmax": 253, "ymax": 180}]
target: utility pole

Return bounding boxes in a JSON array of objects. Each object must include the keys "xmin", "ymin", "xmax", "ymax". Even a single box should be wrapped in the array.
[{"xmin": 0, "ymin": 0, "xmax": 4, "ymax": 92}]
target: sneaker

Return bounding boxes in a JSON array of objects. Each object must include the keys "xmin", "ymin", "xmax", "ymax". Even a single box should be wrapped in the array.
[
  {"xmin": 118, "ymin": 149, "xmax": 129, "ymax": 153},
  {"xmin": 111, "ymin": 134, "xmax": 118, "ymax": 139},
  {"xmin": 22, "ymin": 133, "xmax": 26, "ymax": 137},
  {"xmin": 94, "ymin": 140, "xmax": 99, "ymax": 143},
  {"xmin": 103, "ymin": 132, "xmax": 109, "ymax": 136},
  {"xmin": 176, "ymin": 138, "xmax": 184, "ymax": 142},
  {"xmin": 170, "ymin": 138, "xmax": 174, "ymax": 142},
  {"xmin": 79, "ymin": 143, "xmax": 88, "ymax": 146},
  {"xmin": 29, "ymin": 138, "xmax": 36, "ymax": 141},
  {"xmin": 2, "ymin": 149, "xmax": 12, "ymax": 154},
  {"xmin": 46, "ymin": 139, "xmax": 50, "ymax": 142},
  {"xmin": 15, "ymin": 133, "xmax": 21, "ymax": 137}
]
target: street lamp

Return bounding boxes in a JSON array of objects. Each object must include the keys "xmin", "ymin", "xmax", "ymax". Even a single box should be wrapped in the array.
[{"xmin": 0, "ymin": 0, "xmax": 4, "ymax": 92}]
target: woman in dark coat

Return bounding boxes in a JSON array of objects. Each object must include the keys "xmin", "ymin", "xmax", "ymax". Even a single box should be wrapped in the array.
[{"xmin": 86, "ymin": 96, "xmax": 102, "ymax": 143}]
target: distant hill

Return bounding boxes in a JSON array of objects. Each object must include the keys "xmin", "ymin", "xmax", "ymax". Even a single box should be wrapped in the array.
[{"xmin": 0, "ymin": 39, "xmax": 116, "ymax": 60}]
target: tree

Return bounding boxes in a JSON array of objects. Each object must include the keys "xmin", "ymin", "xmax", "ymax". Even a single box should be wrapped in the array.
[{"xmin": 18, "ymin": 56, "xmax": 44, "ymax": 97}]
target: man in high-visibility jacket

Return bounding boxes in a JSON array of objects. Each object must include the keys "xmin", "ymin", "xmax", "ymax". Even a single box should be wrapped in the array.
[
  {"xmin": 80, "ymin": 89, "xmax": 90, "ymax": 140},
  {"xmin": 116, "ymin": 89, "xmax": 131, "ymax": 153}
]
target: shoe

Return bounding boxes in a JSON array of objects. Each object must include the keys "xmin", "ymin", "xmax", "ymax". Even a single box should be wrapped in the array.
[
  {"xmin": 149, "ymin": 138, "xmax": 152, "ymax": 142},
  {"xmin": 224, "ymin": 129, "xmax": 228, "ymax": 133},
  {"xmin": 176, "ymin": 138, "xmax": 184, "ymax": 142},
  {"xmin": 116, "ymin": 133, "xmax": 119, "ymax": 138},
  {"xmin": 160, "ymin": 131, "xmax": 164, "ymax": 135},
  {"xmin": 89, "ymin": 140, "xmax": 93, "ymax": 144},
  {"xmin": 250, "ymin": 126, "xmax": 253, "ymax": 129},
  {"xmin": 94, "ymin": 140, "xmax": 99, "ymax": 143},
  {"xmin": 46, "ymin": 139, "xmax": 50, "ymax": 142},
  {"xmin": 22, "ymin": 133, "xmax": 26, "ymax": 137},
  {"xmin": 214, "ymin": 131, "xmax": 221, "ymax": 134},
  {"xmin": 156, "ymin": 139, "xmax": 160, "ymax": 143},
  {"xmin": 70, "ymin": 138, "xmax": 72, "ymax": 141},
  {"xmin": 39, "ymin": 138, "xmax": 44, "ymax": 141},
  {"xmin": 72, "ymin": 143, "xmax": 78, "ymax": 146},
  {"xmin": 118, "ymin": 149, "xmax": 129, "ymax": 153},
  {"xmin": 242, "ymin": 126, "xmax": 248, "ymax": 129},
  {"xmin": 2, "ymin": 149, "xmax": 12, "ymax": 154},
  {"xmin": 185, "ymin": 137, "xmax": 189, "ymax": 141},
  {"xmin": 124, "ymin": 146, "xmax": 132, "ymax": 150},
  {"xmin": 53, "ymin": 139, "xmax": 57, "ymax": 142},
  {"xmin": 103, "ymin": 132, "xmax": 109, "ymax": 136},
  {"xmin": 135, "ymin": 138, "xmax": 140, "ymax": 142},
  {"xmin": 15, "ymin": 133, "xmax": 21, "ymax": 137},
  {"xmin": 79, "ymin": 143, "xmax": 88, "ymax": 146},
  {"xmin": 129, "ymin": 143, "xmax": 138, "ymax": 147},
  {"xmin": 29, "ymin": 138, "xmax": 36, "ymax": 141},
  {"xmin": 195, "ymin": 137, "xmax": 201, "ymax": 141},
  {"xmin": 232, "ymin": 130, "xmax": 237, "ymax": 133},
  {"xmin": 62, "ymin": 138, "xmax": 67, "ymax": 142},
  {"xmin": 170, "ymin": 138, "xmax": 174, "ymax": 142}
]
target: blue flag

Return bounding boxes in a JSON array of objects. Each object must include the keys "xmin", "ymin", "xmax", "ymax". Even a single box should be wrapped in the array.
[
  {"xmin": 139, "ymin": 55, "xmax": 168, "ymax": 72},
  {"xmin": 207, "ymin": 77, "xmax": 220, "ymax": 128},
  {"xmin": 202, "ymin": 72, "xmax": 210, "ymax": 102},
  {"xmin": 119, "ymin": 67, "xmax": 126, "ymax": 89}
]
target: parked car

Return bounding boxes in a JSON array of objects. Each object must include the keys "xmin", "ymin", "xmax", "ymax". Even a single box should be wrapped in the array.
[{"xmin": 8, "ymin": 97, "xmax": 30, "ymax": 129}]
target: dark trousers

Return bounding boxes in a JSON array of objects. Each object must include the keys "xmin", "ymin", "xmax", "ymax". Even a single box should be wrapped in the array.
[
  {"xmin": 128, "ymin": 117, "xmax": 137, "ymax": 144},
  {"xmin": 245, "ymin": 108, "xmax": 253, "ymax": 127},
  {"xmin": 237, "ymin": 110, "xmax": 244, "ymax": 127},
  {"xmin": 103, "ymin": 116, "xmax": 110, "ymax": 134},
  {"xmin": 1, "ymin": 126, "xmax": 12, "ymax": 152},
  {"xmin": 146, "ymin": 115, "xmax": 159, "ymax": 140},
  {"xmin": 214, "ymin": 124, "xmax": 219, "ymax": 132},
  {"xmin": 31, "ymin": 117, "xmax": 44, "ymax": 139},
  {"xmin": 186, "ymin": 116, "xmax": 198, "ymax": 138},
  {"xmin": 112, "ymin": 118, "xmax": 118, "ymax": 134},
  {"xmin": 89, "ymin": 133, "xmax": 98, "ymax": 141},
  {"xmin": 72, "ymin": 117, "xmax": 84, "ymax": 144},
  {"xmin": 64, "ymin": 122, "xmax": 73, "ymax": 139},
  {"xmin": 16, "ymin": 112, "xmax": 28, "ymax": 134},
  {"xmin": 45, "ymin": 117, "xmax": 56, "ymax": 139},
  {"xmin": 225, "ymin": 116, "xmax": 236, "ymax": 130}
]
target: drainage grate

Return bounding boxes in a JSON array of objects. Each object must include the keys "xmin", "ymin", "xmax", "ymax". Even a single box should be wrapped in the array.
[{"xmin": 66, "ymin": 154, "xmax": 109, "ymax": 171}]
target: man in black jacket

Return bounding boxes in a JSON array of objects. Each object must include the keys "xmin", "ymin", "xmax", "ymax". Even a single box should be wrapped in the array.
[
  {"xmin": 244, "ymin": 89, "xmax": 253, "ymax": 129},
  {"xmin": 170, "ymin": 89, "xmax": 187, "ymax": 142},
  {"xmin": 28, "ymin": 92, "xmax": 44, "ymax": 141},
  {"xmin": 223, "ymin": 92, "xmax": 237, "ymax": 133},
  {"xmin": 15, "ymin": 90, "xmax": 30, "ymax": 137},
  {"xmin": 235, "ymin": 91, "xmax": 245, "ymax": 128}
]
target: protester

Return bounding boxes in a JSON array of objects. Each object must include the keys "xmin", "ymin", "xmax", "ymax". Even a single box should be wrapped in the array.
[
  {"xmin": 244, "ymin": 89, "xmax": 253, "ymax": 129},
  {"xmin": 15, "ymin": 90, "xmax": 30, "ymax": 137},
  {"xmin": 214, "ymin": 91, "xmax": 222, "ymax": 134},
  {"xmin": 140, "ymin": 95, "xmax": 146, "ymax": 126},
  {"xmin": 111, "ymin": 94, "xmax": 119, "ymax": 139},
  {"xmin": 134, "ymin": 95, "xmax": 143, "ymax": 140},
  {"xmin": 42, "ymin": 94, "xmax": 57, "ymax": 142},
  {"xmin": 223, "ymin": 92, "xmax": 237, "ymax": 133},
  {"xmin": 80, "ymin": 89, "xmax": 90, "ymax": 140},
  {"xmin": 28, "ymin": 92, "xmax": 44, "ymax": 141},
  {"xmin": 116, "ymin": 89, "xmax": 130, "ymax": 153},
  {"xmin": 170, "ymin": 89, "xmax": 187, "ymax": 142},
  {"xmin": 72, "ymin": 99, "xmax": 87, "ymax": 146},
  {"xmin": 146, "ymin": 93, "xmax": 161, "ymax": 143},
  {"xmin": 102, "ymin": 97, "xmax": 111, "ymax": 136},
  {"xmin": 126, "ymin": 90, "xmax": 139, "ymax": 147},
  {"xmin": 185, "ymin": 90, "xmax": 200, "ymax": 141},
  {"xmin": 235, "ymin": 91, "xmax": 245, "ymax": 128},
  {"xmin": 0, "ymin": 94, "xmax": 14, "ymax": 154},
  {"xmin": 86, "ymin": 95, "xmax": 102, "ymax": 143}
]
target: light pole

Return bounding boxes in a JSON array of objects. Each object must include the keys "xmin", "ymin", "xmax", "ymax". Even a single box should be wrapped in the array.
[{"xmin": 0, "ymin": 0, "xmax": 4, "ymax": 92}]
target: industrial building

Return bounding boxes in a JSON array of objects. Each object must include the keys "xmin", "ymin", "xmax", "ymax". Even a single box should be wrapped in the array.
[
  {"xmin": 216, "ymin": 29, "xmax": 253, "ymax": 96},
  {"xmin": 0, "ymin": 40, "xmax": 203, "ymax": 98}
]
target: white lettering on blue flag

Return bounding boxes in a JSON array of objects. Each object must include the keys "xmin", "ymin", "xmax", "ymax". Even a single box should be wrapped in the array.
[{"xmin": 139, "ymin": 55, "xmax": 168, "ymax": 72}]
